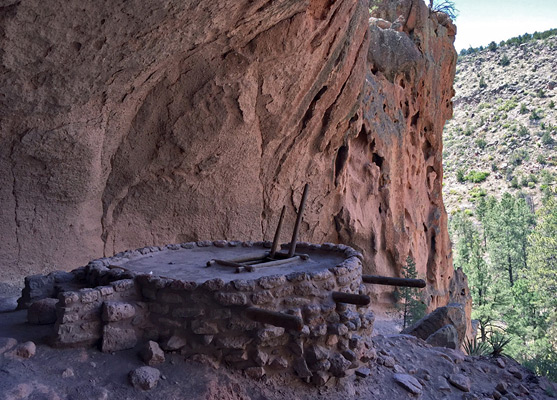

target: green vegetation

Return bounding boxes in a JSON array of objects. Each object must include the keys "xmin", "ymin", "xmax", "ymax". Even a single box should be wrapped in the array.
[
  {"xmin": 450, "ymin": 193, "xmax": 557, "ymax": 380},
  {"xmin": 469, "ymin": 187, "xmax": 487, "ymax": 198},
  {"xmin": 550, "ymin": 100, "xmax": 555, "ymax": 109},
  {"xmin": 459, "ymin": 28, "xmax": 557, "ymax": 56},
  {"xmin": 428, "ymin": 0, "xmax": 459, "ymax": 19},
  {"xmin": 479, "ymin": 76, "xmax": 487, "ymax": 89},
  {"xmin": 466, "ymin": 170, "xmax": 490, "ymax": 183},
  {"xmin": 499, "ymin": 54, "xmax": 510, "ymax": 67},
  {"xmin": 475, "ymin": 138, "xmax": 487, "ymax": 149},
  {"xmin": 518, "ymin": 124, "xmax": 529, "ymax": 137},
  {"xmin": 510, "ymin": 149, "xmax": 529, "ymax": 166},
  {"xmin": 530, "ymin": 108, "xmax": 544, "ymax": 120},
  {"xmin": 456, "ymin": 168, "xmax": 466, "ymax": 183},
  {"xmin": 395, "ymin": 257, "xmax": 427, "ymax": 329},
  {"xmin": 464, "ymin": 337, "xmax": 491, "ymax": 356},
  {"xmin": 498, "ymin": 98, "xmax": 518, "ymax": 112}
]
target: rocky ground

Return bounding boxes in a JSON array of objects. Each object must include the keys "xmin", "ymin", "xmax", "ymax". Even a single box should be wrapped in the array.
[
  {"xmin": 1, "ymin": 291, "xmax": 555, "ymax": 400},
  {"xmin": 443, "ymin": 34, "xmax": 557, "ymax": 214}
]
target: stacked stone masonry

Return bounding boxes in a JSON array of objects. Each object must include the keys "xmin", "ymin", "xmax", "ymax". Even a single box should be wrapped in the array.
[{"xmin": 20, "ymin": 241, "xmax": 375, "ymax": 384}]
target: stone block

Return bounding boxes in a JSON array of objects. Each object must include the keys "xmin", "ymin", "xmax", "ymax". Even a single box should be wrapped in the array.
[
  {"xmin": 59, "ymin": 292, "xmax": 80, "ymax": 306},
  {"xmin": 252, "ymin": 290, "xmax": 274, "ymax": 305},
  {"xmin": 111, "ymin": 279, "xmax": 135, "ymax": 292},
  {"xmin": 215, "ymin": 335, "xmax": 253, "ymax": 350},
  {"xmin": 102, "ymin": 302, "xmax": 136, "ymax": 322},
  {"xmin": 232, "ymin": 279, "xmax": 256, "ymax": 291},
  {"xmin": 224, "ymin": 350, "xmax": 248, "ymax": 363},
  {"xmin": 258, "ymin": 275, "xmax": 286, "ymax": 289},
  {"xmin": 101, "ymin": 325, "xmax": 137, "ymax": 352},
  {"xmin": 140, "ymin": 341, "xmax": 165, "ymax": 366},
  {"xmin": 257, "ymin": 326, "xmax": 285, "ymax": 341},
  {"xmin": 161, "ymin": 335, "xmax": 187, "ymax": 351},
  {"xmin": 159, "ymin": 291, "xmax": 183, "ymax": 304},
  {"xmin": 191, "ymin": 320, "xmax": 219, "ymax": 335},
  {"xmin": 294, "ymin": 282, "xmax": 321, "ymax": 297},
  {"xmin": 172, "ymin": 307, "xmax": 204, "ymax": 318},
  {"xmin": 215, "ymin": 292, "xmax": 248, "ymax": 306},
  {"xmin": 28, "ymin": 298, "xmax": 58, "ymax": 325},
  {"xmin": 329, "ymin": 353, "xmax": 351, "ymax": 377}
]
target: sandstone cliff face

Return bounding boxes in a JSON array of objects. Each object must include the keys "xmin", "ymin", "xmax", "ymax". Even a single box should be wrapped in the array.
[{"xmin": 0, "ymin": 0, "xmax": 459, "ymax": 310}]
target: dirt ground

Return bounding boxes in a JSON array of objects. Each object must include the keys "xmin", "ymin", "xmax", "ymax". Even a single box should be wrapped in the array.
[{"xmin": 1, "ymin": 287, "xmax": 556, "ymax": 400}]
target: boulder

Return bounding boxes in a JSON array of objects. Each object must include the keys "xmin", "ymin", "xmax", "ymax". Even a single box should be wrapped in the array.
[
  {"xmin": 402, "ymin": 303, "xmax": 467, "ymax": 347},
  {"xmin": 426, "ymin": 324, "xmax": 459, "ymax": 349},
  {"xmin": 15, "ymin": 341, "xmax": 36, "ymax": 358},
  {"xmin": 129, "ymin": 366, "xmax": 161, "ymax": 390},
  {"xmin": 393, "ymin": 373, "xmax": 422, "ymax": 395}
]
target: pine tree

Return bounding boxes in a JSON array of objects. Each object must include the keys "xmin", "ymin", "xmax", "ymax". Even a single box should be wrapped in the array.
[{"xmin": 395, "ymin": 257, "xmax": 426, "ymax": 329}]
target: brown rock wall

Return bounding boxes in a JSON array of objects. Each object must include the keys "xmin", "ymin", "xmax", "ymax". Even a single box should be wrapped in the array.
[{"xmin": 1, "ymin": 0, "xmax": 459, "ymax": 311}]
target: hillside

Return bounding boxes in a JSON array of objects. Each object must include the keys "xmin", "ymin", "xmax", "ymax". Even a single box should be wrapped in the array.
[{"xmin": 443, "ymin": 32, "xmax": 557, "ymax": 213}]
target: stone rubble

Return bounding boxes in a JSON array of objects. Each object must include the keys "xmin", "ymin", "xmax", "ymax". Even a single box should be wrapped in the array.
[{"xmin": 128, "ymin": 366, "xmax": 161, "ymax": 390}]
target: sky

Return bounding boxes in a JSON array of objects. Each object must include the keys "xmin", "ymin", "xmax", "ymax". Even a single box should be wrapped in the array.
[{"xmin": 452, "ymin": 0, "xmax": 557, "ymax": 51}]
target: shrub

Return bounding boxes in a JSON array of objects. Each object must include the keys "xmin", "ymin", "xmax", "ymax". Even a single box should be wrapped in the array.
[
  {"xmin": 499, "ymin": 54, "xmax": 510, "ymax": 66},
  {"xmin": 464, "ymin": 338, "xmax": 491, "ymax": 356},
  {"xmin": 469, "ymin": 187, "xmax": 487, "ymax": 198},
  {"xmin": 542, "ymin": 131, "xmax": 554, "ymax": 146},
  {"xmin": 519, "ymin": 103, "xmax": 529, "ymax": 114},
  {"xmin": 537, "ymin": 154, "xmax": 546, "ymax": 164},
  {"xmin": 537, "ymin": 88, "xmax": 546, "ymax": 98},
  {"xmin": 518, "ymin": 125, "xmax": 529, "ymax": 136},
  {"xmin": 550, "ymin": 100, "xmax": 555, "ymax": 109},
  {"xmin": 488, "ymin": 330, "xmax": 512, "ymax": 356},
  {"xmin": 476, "ymin": 138, "xmax": 487, "ymax": 149},
  {"xmin": 498, "ymin": 98, "xmax": 517, "ymax": 112},
  {"xmin": 510, "ymin": 149, "xmax": 529, "ymax": 165},
  {"xmin": 456, "ymin": 168, "xmax": 466, "ymax": 183},
  {"xmin": 479, "ymin": 76, "xmax": 487, "ymax": 89},
  {"xmin": 466, "ymin": 170, "xmax": 490, "ymax": 183},
  {"xmin": 511, "ymin": 176, "xmax": 519, "ymax": 188},
  {"xmin": 488, "ymin": 41, "xmax": 497, "ymax": 51},
  {"xmin": 530, "ymin": 109, "xmax": 543, "ymax": 120}
]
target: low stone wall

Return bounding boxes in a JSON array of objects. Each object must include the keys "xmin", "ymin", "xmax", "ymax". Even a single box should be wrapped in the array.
[{"xmin": 21, "ymin": 241, "xmax": 376, "ymax": 384}]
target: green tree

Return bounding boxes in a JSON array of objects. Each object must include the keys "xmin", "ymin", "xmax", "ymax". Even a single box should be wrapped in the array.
[
  {"xmin": 450, "ymin": 210, "xmax": 494, "ymax": 340},
  {"xmin": 395, "ymin": 257, "xmax": 426, "ymax": 329},
  {"xmin": 524, "ymin": 194, "xmax": 557, "ymax": 380},
  {"xmin": 483, "ymin": 193, "xmax": 534, "ymax": 287}
]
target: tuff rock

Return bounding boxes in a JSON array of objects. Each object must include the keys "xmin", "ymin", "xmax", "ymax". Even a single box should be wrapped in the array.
[{"xmin": 0, "ymin": 0, "xmax": 463, "ymax": 316}]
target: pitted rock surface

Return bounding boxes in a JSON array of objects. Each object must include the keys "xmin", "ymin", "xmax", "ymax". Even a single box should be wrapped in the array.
[{"xmin": 1, "ymin": 0, "xmax": 461, "ymax": 320}]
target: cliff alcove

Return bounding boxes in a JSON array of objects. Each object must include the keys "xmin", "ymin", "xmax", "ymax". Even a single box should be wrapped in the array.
[
  {"xmin": 1, "ymin": 0, "xmax": 461, "ymax": 315},
  {"xmin": 3, "ymin": 0, "xmax": 557, "ymax": 398}
]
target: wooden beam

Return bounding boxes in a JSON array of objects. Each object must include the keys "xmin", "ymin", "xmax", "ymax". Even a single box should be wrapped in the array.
[
  {"xmin": 332, "ymin": 291, "xmax": 370, "ymax": 306},
  {"xmin": 362, "ymin": 275, "xmax": 426, "ymax": 288},
  {"xmin": 245, "ymin": 307, "xmax": 303, "ymax": 331}
]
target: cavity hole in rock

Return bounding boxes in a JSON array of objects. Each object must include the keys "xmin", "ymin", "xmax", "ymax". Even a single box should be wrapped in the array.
[
  {"xmin": 372, "ymin": 153, "xmax": 383, "ymax": 169},
  {"xmin": 411, "ymin": 111, "xmax": 420, "ymax": 127},
  {"xmin": 301, "ymin": 86, "xmax": 328, "ymax": 130},
  {"xmin": 334, "ymin": 144, "xmax": 349, "ymax": 186}
]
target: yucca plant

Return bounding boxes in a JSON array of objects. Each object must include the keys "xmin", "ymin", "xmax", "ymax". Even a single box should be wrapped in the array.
[
  {"xmin": 464, "ymin": 337, "xmax": 491, "ymax": 356},
  {"xmin": 488, "ymin": 330, "xmax": 512, "ymax": 356}
]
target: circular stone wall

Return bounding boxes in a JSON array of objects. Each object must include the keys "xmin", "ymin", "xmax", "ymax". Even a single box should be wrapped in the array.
[{"xmin": 20, "ymin": 240, "xmax": 376, "ymax": 385}]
